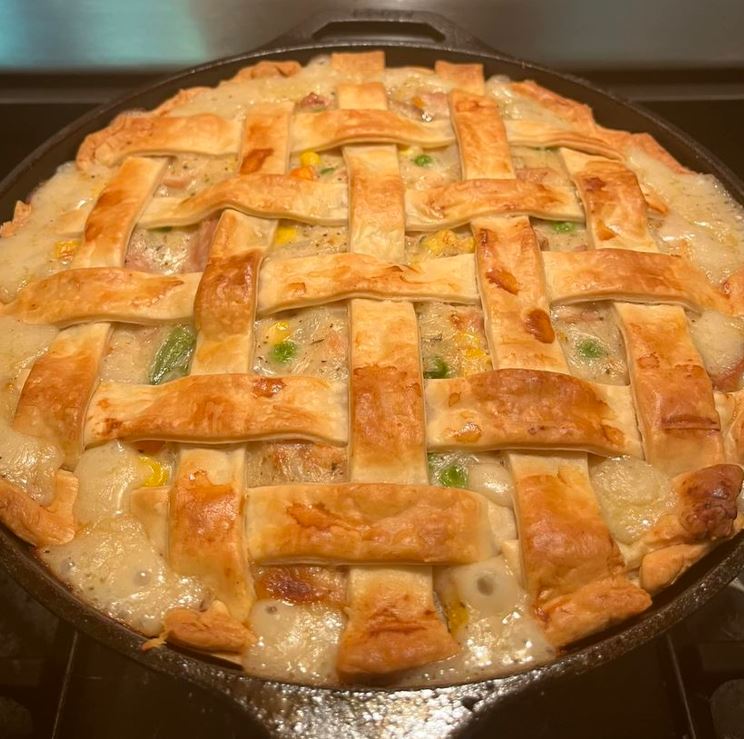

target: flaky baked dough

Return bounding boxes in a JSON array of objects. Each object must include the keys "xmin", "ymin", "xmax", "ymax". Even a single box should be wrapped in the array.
[
  {"xmin": 84, "ymin": 374, "xmax": 348, "ymax": 446},
  {"xmin": 3, "ymin": 268, "xmax": 200, "ymax": 326},
  {"xmin": 244, "ymin": 482, "xmax": 492, "ymax": 564},
  {"xmin": 257, "ymin": 252, "xmax": 478, "ymax": 314},
  {"xmin": 425, "ymin": 368, "xmax": 641, "ymax": 457}
]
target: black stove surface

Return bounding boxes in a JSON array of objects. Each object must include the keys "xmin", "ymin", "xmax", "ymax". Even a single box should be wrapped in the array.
[{"xmin": 0, "ymin": 44, "xmax": 743, "ymax": 739}]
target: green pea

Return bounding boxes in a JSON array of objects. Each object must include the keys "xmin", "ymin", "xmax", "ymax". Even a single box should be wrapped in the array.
[
  {"xmin": 439, "ymin": 464, "xmax": 469, "ymax": 488},
  {"xmin": 577, "ymin": 338, "xmax": 606, "ymax": 359},
  {"xmin": 148, "ymin": 325, "xmax": 196, "ymax": 384},
  {"xmin": 551, "ymin": 221, "xmax": 576, "ymax": 234},
  {"xmin": 270, "ymin": 340, "xmax": 297, "ymax": 364},
  {"xmin": 413, "ymin": 153, "xmax": 434, "ymax": 167},
  {"xmin": 423, "ymin": 356, "xmax": 451, "ymax": 379}
]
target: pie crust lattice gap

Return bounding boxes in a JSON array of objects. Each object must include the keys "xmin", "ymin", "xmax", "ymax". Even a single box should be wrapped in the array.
[{"xmin": 0, "ymin": 51, "xmax": 743, "ymax": 685}]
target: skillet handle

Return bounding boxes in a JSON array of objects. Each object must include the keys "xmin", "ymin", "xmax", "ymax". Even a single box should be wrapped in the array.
[{"xmin": 264, "ymin": 9, "xmax": 494, "ymax": 54}]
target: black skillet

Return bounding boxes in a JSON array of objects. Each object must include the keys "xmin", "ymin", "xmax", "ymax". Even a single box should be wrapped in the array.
[{"xmin": 1, "ymin": 9, "xmax": 743, "ymax": 738}]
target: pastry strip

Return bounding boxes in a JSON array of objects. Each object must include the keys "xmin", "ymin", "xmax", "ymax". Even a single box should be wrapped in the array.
[
  {"xmin": 77, "ymin": 113, "xmax": 241, "ymax": 167},
  {"xmin": 291, "ymin": 110, "xmax": 455, "ymax": 152},
  {"xmin": 425, "ymin": 368, "xmax": 641, "ymax": 457},
  {"xmin": 336, "ymin": 78, "xmax": 459, "ymax": 679},
  {"xmin": 542, "ymin": 249, "xmax": 731, "ymax": 313},
  {"xmin": 245, "ymin": 482, "xmax": 491, "ymax": 564},
  {"xmin": 331, "ymin": 51, "xmax": 386, "ymax": 76},
  {"xmin": 165, "ymin": 113, "xmax": 293, "ymax": 629},
  {"xmin": 343, "ymin": 144, "xmax": 405, "ymax": 262},
  {"xmin": 239, "ymin": 103, "xmax": 293, "ymax": 175},
  {"xmin": 435, "ymin": 60, "xmax": 486, "ymax": 95},
  {"xmin": 84, "ymin": 374, "xmax": 348, "ymax": 446},
  {"xmin": 452, "ymin": 93, "xmax": 649, "ymax": 645},
  {"xmin": 405, "ymin": 178, "xmax": 583, "ymax": 231},
  {"xmin": 139, "ymin": 175, "xmax": 347, "ymax": 228},
  {"xmin": 3, "ymin": 269, "xmax": 200, "ymax": 326},
  {"xmin": 616, "ymin": 303, "xmax": 724, "ymax": 475},
  {"xmin": 257, "ymin": 252, "xmax": 478, "ymax": 314}
]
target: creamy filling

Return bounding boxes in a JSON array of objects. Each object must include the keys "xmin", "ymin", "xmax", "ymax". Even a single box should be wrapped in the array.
[
  {"xmin": 253, "ymin": 305, "xmax": 348, "ymax": 382},
  {"xmin": 417, "ymin": 302, "xmax": 491, "ymax": 378},
  {"xmin": 551, "ymin": 303, "xmax": 629, "ymax": 385}
]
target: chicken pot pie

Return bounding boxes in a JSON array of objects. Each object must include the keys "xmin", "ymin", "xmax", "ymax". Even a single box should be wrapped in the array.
[{"xmin": 1, "ymin": 51, "xmax": 743, "ymax": 687}]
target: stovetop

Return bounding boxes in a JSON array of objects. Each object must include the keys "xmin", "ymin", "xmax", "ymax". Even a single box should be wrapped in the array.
[{"xmin": 0, "ymin": 33, "xmax": 743, "ymax": 739}]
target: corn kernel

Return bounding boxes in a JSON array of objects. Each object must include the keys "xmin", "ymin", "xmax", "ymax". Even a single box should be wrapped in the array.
[
  {"xmin": 54, "ymin": 239, "xmax": 79, "ymax": 261},
  {"xmin": 290, "ymin": 165, "xmax": 317, "ymax": 181},
  {"xmin": 444, "ymin": 599, "xmax": 469, "ymax": 634},
  {"xmin": 421, "ymin": 229, "xmax": 460, "ymax": 256},
  {"xmin": 267, "ymin": 320, "xmax": 291, "ymax": 345},
  {"xmin": 464, "ymin": 346, "xmax": 489, "ymax": 360},
  {"xmin": 274, "ymin": 225, "xmax": 297, "ymax": 246},
  {"xmin": 139, "ymin": 456, "xmax": 169, "ymax": 487},
  {"xmin": 455, "ymin": 330, "xmax": 481, "ymax": 348},
  {"xmin": 299, "ymin": 150, "xmax": 321, "ymax": 167}
]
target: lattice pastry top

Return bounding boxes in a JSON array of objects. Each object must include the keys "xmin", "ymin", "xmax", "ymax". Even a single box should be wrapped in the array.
[{"xmin": 0, "ymin": 51, "xmax": 743, "ymax": 687}]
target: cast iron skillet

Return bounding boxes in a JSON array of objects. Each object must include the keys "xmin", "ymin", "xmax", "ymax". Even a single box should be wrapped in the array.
[{"xmin": 1, "ymin": 10, "xmax": 743, "ymax": 738}]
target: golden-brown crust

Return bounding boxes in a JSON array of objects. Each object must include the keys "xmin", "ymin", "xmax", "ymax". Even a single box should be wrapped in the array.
[
  {"xmin": 76, "ymin": 113, "xmax": 241, "ymax": 168},
  {"xmin": 14, "ymin": 323, "xmax": 111, "ymax": 466},
  {"xmin": 337, "ymin": 82, "xmax": 388, "ymax": 111},
  {"xmin": 194, "ymin": 250, "xmax": 261, "ymax": 340},
  {"xmin": 435, "ymin": 61, "xmax": 485, "ymax": 95},
  {"xmin": 505, "ymin": 120, "xmax": 623, "ymax": 160},
  {"xmin": 76, "ymin": 156, "xmax": 167, "ymax": 267},
  {"xmin": 0, "ymin": 470, "xmax": 77, "ymax": 547},
  {"xmin": 169, "ymin": 467, "xmax": 252, "ymax": 621},
  {"xmin": 425, "ymin": 368, "xmax": 641, "ymax": 457},
  {"xmin": 3, "ymin": 268, "xmax": 199, "ymax": 326},
  {"xmin": 291, "ymin": 109, "xmax": 455, "ymax": 153},
  {"xmin": 514, "ymin": 456, "xmax": 624, "ymax": 603},
  {"xmin": 84, "ymin": 374, "xmax": 348, "ymax": 447},
  {"xmin": 0, "ymin": 200, "xmax": 32, "ymax": 237},
  {"xmin": 720, "ymin": 389, "xmax": 744, "ymax": 463},
  {"xmin": 474, "ymin": 216, "xmax": 567, "ymax": 372},
  {"xmin": 239, "ymin": 102, "xmax": 292, "ymax": 176},
  {"xmin": 639, "ymin": 543, "xmax": 711, "ymax": 593},
  {"xmin": 139, "ymin": 174, "xmax": 347, "ymax": 229},
  {"xmin": 331, "ymin": 51, "xmax": 386, "ymax": 75},
  {"xmin": 672, "ymin": 464, "xmax": 742, "ymax": 540},
  {"xmin": 646, "ymin": 464, "xmax": 742, "ymax": 548},
  {"xmin": 723, "ymin": 267, "xmax": 744, "ymax": 316},
  {"xmin": 449, "ymin": 90, "xmax": 513, "ymax": 179},
  {"xmin": 617, "ymin": 303, "xmax": 725, "ymax": 475},
  {"xmin": 231, "ymin": 59, "xmax": 302, "ymax": 81},
  {"xmin": 163, "ymin": 601, "xmax": 253, "ymax": 653},
  {"xmin": 349, "ymin": 300, "xmax": 428, "ymax": 484},
  {"xmin": 344, "ymin": 145, "xmax": 406, "ymax": 262},
  {"xmin": 560, "ymin": 149, "xmax": 658, "ymax": 252},
  {"xmin": 257, "ymin": 252, "xmax": 477, "ymax": 314},
  {"xmin": 542, "ymin": 249, "xmax": 730, "ymax": 313},
  {"xmin": 508, "ymin": 80, "xmax": 688, "ymax": 172},
  {"xmin": 252, "ymin": 565, "xmax": 346, "ymax": 608},
  {"xmin": 245, "ymin": 482, "xmax": 491, "ymax": 564},
  {"xmin": 538, "ymin": 575, "xmax": 652, "ymax": 647},
  {"xmin": 405, "ymin": 178, "xmax": 582, "ymax": 231},
  {"xmin": 336, "ymin": 567, "xmax": 458, "ymax": 680}
]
